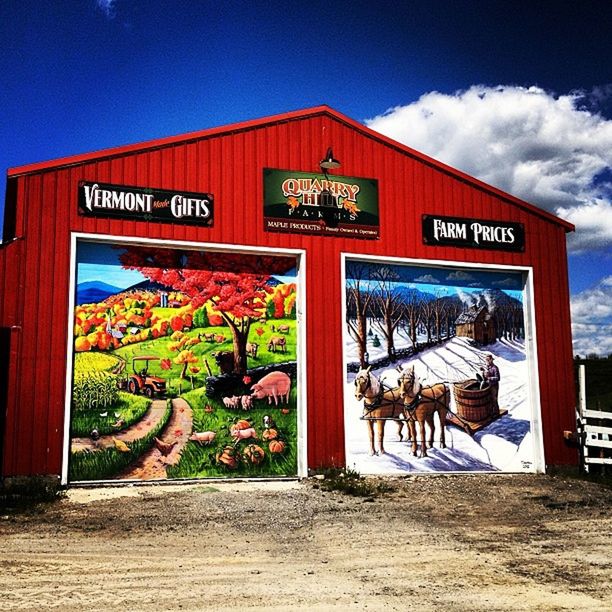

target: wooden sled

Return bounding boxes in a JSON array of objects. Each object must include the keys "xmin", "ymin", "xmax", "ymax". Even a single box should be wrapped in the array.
[
  {"xmin": 447, "ymin": 378, "xmax": 507, "ymax": 435},
  {"xmin": 445, "ymin": 408, "xmax": 507, "ymax": 436}
]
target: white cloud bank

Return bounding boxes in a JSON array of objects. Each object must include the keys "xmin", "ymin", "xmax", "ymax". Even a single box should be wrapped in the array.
[
  {"xmin": 366, "ymin": 85, "xmax": 612, "ymax": 254},
  {"xmin": 570, "ymin": 276, "xmax": 612, "ymax": 357}
]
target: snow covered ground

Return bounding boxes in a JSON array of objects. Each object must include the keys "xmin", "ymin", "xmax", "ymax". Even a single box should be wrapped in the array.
[{"xmin": 344, "ymin": 334, "xmax": 539, "ymax": 474}]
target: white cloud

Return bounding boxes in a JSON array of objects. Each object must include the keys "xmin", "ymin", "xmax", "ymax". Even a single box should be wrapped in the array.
[
  {"xmin": 414, "ymin": 274, "xmax": 440, "ymax": 284},
  {"xmin": 494, "ymin": 278, "xmax": 519, "ymax": 288},
  {"xmin": 366, "ymin": 85, "xmax": 612, "ymax": 254},
  {"xmin": 570, "ymin": 276, "xmax": 612, "ymax": 356},
  {"xmin": 557, "ymin": 199, "xmax": 612, "ymax": 252},
  {"xmin": 96, "ymin": 0, "xmax": 117, "ymax": 19},
  {"xmin": 446, "ymin": 271, "xmax": 474, "ymax": 281}
]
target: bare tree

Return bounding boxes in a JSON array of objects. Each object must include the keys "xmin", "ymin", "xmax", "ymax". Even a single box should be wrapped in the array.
[
  {"xmin": 431, "ymin": 290, "xmax": 448, "ymax": 342},
  {"xmin": 370, "ymin": 267, "xmax": 404, "ymax": 360},
  {"xmin": 445, "ymin": 299, "xmax": 460, "ymax": 340},
  {"xmin": 346, "ymin": 263, "xmax": 375, "ymax": 367},
  {"xmin": 511, "ymin": 295, "xmax": 525, "ymax": 339},
  {"xmin": 400, "ymin": 289, "xmax": 423, "ymax": 348},
  {"xmin": 420, "ymin": 298, "xmax": 435, "ymax": 345}
]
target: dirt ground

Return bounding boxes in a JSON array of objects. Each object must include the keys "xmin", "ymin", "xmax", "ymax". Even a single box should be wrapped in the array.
[{"xmin": 1, "ymin": 473, "xmax": 611, "ymax": 611}]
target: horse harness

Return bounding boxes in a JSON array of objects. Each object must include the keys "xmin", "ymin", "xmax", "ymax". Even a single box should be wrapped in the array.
[
  {"xmin": 356, "ymin": 371, "xmax": 404, "ymax": 418},
  {"xmin": 398, "ymin": 372, "xmax": 449, "ymax": 417}
]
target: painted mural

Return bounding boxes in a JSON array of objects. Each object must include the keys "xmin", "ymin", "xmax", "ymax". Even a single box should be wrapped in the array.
[
  {"xmin": 69, "ymin": 240, "xmax": 299, "ymax": 482},
  {"xmin": 344, "ymin": 258, "xmax": 538, "ymax": 474}
]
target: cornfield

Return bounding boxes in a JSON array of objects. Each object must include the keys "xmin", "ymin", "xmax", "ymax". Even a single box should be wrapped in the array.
[
  {"xmin": 74, "ymin": 352, "xmax": 120, "ymax": 374},
  {"xmin": 73, "ymin": 372, "xmax": 119, "ymax": 411}
]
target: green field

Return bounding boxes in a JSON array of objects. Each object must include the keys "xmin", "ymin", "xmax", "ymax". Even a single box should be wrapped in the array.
[
  {"xmin": 167, "ymin": 386, "xmax": 298, "ymax": 479},
  {"xmin": 70, "ymin": 318, "xmax": 300, "ymax": 480},
  {"xmin": 114, "ymin": 319, "xmax": 297, "ymax": 394},
  {"xmin": 70, "ymin": 392, "xmax": 151, "ymax": 437},
  {"xmin": 69, "ymin": 400, "xmax": 172, "ymax": 482}
]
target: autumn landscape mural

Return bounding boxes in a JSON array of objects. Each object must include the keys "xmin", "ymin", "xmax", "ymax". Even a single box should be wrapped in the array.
[{"xmin": 69, "ymin": 240, "xmax": 299, "ymax": 482}]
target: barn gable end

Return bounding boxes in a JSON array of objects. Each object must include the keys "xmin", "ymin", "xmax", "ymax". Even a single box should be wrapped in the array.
[{"xmin": 1, "ymin": 105, "xmax": 576, "ymax": 479}]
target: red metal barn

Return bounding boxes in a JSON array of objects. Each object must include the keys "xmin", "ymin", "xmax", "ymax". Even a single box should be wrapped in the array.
[{"xmin": 0, "ymin": 106, "xmax": 576, "ymax": 484}]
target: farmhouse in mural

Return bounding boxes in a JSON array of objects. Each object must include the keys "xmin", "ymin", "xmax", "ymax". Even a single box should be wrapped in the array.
[{"xmin": 455, "ymin": 306, "xmax": 496, "ymax": 344}]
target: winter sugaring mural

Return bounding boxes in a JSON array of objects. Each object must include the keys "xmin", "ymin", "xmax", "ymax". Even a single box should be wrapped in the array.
[
  {"xmin": 69, "ymin": 240, "xmax": 299, "ymax": 482},
  {"xmin": 344, "ymin": 259, "xmax": 538, "ymax": 474}
]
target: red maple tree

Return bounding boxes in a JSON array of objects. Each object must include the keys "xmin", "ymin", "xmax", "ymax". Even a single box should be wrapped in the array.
[{"xmin": 119, "ymin": 247, "xmax": 295, "ymax": 374}]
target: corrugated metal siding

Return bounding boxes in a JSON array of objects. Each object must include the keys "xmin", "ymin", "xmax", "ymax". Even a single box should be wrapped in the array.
[{"xmin": 0, "ymin": 109, "xmax": 576, "ymax": 475}]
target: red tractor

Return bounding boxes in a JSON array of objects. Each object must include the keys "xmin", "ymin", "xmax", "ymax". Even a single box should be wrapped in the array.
[{"xmin": 126, "ymin": 356, "xmax": 166, "ymax": 398}]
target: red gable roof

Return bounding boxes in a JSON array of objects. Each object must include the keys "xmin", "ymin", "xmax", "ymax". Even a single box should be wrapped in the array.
[{"xmin": 7, "ymin": 104, "xmax": 574, "ymax": 231}]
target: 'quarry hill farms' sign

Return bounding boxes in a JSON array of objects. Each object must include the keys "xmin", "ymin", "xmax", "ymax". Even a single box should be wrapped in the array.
[
  {"xmin": 264, "ymin": 169, "xmax": 379, "ymax": 239},
  {"xmin": 78, "ymin": 182, "xmax": 214, "ymax": 226},
  {"xmin": 422, "ymin": 214, "xmax": 525, "ymax": 252}
]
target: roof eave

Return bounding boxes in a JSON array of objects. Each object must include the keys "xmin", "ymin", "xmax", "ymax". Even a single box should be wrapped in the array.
[
  {"xmin": 6, "ymin": 104, "xmax": 575, "ymax": 233},
  {"xmin": 7, "ymin": 105, "xmax": 334, "ymax": 178}
]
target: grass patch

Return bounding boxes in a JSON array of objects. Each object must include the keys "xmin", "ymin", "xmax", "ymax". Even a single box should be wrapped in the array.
[
  {"xmin": 0, "ymin": 476, "xmax": 65, "ymax": 511},
  {"xmin": 314, "ymin": 467, "xmax": 396, "ymax": 498},
  {"xmin": 70, "ymin": 392, "xmax": 150, "ymax": 437},
  {"xmin": 69, "ymin": 400, "xmax": 172, "ymax": 482},
  {"xmin": 167, "ymin": 386, "xmax": 299, "ymax": 479}
]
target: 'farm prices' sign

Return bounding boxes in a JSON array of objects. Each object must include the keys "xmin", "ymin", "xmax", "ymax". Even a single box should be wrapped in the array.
[
  {"xmin": 78, "ymin": 182, "xmax": 214, "ymax": 227},
  {"xmin": 263, "ymin": 169, "xmax": 379, "ymax": 239},
  {"xmin": 423, "ymin": 214, "xmax": 525, "ymax": 252}
]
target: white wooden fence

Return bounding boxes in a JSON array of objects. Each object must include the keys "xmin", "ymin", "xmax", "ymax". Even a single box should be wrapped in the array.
[{"xmin": 576, "ymin": 364, "xmax": 612, "ymax": 471}]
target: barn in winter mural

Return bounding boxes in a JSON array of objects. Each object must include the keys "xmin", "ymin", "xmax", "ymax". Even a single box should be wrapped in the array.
[
  {"xmin": 69, "ymin": 239, "xmax": 300, "ymax": 482},
  {"xmin": 344, "ymin": 256, "xmax": 540, "ymax": 474}
]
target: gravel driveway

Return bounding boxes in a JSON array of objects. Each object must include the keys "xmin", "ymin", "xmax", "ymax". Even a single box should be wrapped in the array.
[{"xmin": 1, "ymin": 473, "xmax": 610, "ymax": 610}]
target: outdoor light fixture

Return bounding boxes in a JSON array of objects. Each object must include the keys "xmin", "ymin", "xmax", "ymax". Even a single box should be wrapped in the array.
[
  {"xmin": 319, "ymin": 147, "xmax": 341, "ymax": 170},
  {"xmin": 318, "ymin": 147, "xmax": 341, "ymax": 227}
]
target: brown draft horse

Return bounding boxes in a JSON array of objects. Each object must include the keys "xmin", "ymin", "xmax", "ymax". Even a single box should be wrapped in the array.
[
  {"xmin": 354, "ymin": 366, "xmax": 406, "ymax": 456},
  {"xmin": 397, "ymin": 365, "xmax": 449, "ymax": 457}
]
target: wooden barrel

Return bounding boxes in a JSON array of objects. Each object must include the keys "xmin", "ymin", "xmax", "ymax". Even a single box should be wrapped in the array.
[{"xmin": 453, "ymin": 379, "xmax": 494, "ymax": 422}]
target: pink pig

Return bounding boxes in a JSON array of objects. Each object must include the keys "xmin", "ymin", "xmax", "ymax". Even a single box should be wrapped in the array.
[
  {"xmin": 230, "ymin": 426, "xmax": 258, "ymax": 441},
  {"xmin": 250, "ymin": 371, "xmax": 291, "ymax": 405},
  {"xmin": 189, "ymin": 431, "xmax": 216, "ymax": 444}
]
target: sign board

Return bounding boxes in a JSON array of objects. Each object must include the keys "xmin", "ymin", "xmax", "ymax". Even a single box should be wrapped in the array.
[
  {"xmin": 423, "ymin": 214, "xmax": 525, "ymax": 252},
  {"xmin": 78, "ymin": 182, "xmax": 214, "ymax": 227},
  {"xmin": 263, "ymin": 169, "xmax": 379, "ymax": 239}
]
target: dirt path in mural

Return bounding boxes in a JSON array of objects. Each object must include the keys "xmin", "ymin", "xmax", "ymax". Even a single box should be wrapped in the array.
[
  {"xmin": 115, "ymin": 398, "xmax": 193, "ymax": 480},
  {"xmin": 70, "ymin": 399, "xmax": 169, "ymax": 453},
  {"xmin": 1, "ymin": 474, "xmax": 611, "ymax": 611}
]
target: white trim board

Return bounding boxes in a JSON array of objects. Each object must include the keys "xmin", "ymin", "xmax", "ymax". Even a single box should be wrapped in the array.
[
  {"xmin": 62, "ymin": 232, "xmax": 308, "ymax": 484},
  {"xmin": 340, "ymin": 252, "xmax": 544, "ymax": 475}
]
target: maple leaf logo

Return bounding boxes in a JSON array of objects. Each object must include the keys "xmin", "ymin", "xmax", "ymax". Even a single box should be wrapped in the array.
[{"xmin": 343, "ymin": 200, "xmax": 360, "ymax": 216}]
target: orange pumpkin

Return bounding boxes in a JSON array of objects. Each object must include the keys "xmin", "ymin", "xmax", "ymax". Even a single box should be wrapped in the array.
[
  {"xmin": 262, "ymin": 428, "xmax": 278, "ymax": 440},
  {"xmin": 269, "ymin": 440, "xmax": 286, "ymax": 454},
  {"xmin": 234, "ymin": 419, "xmax": 251, "ymax": 430},
  {"xmin": 243, "ymin": 444, "xmax": 265, "ymax": 465},
  {"xmin": 215, "ymin": 445, "xmax": 238, "ymax": 469}
]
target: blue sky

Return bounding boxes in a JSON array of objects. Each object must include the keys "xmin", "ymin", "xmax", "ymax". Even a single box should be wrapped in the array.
[{"xmin": 2, "ymin": 0, "xmax": 610, "ymax": 355}]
